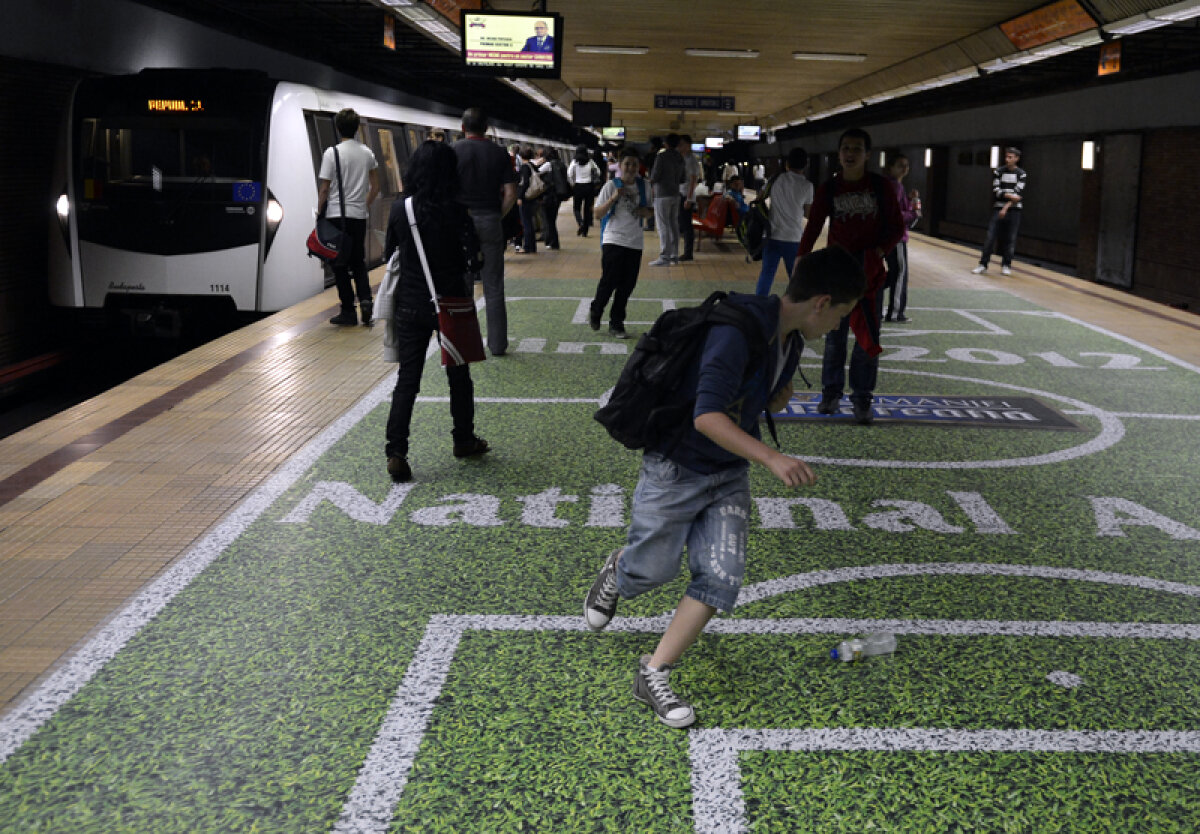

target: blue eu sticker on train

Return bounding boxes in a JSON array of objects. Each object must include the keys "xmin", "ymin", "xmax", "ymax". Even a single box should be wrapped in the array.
[{"xmin": 233, "ymin": 182, "xmax": 262, "ymax": 203}]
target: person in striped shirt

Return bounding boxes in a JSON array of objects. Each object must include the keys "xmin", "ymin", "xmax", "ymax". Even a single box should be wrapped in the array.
[{"xmin": 973, "ymin": 146, "xmax": 1026, "ymax": 276}]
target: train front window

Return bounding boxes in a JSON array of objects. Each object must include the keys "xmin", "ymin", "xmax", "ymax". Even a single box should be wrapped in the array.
[{"xmin": 79, "ymin": 118, "xmax": 259, "ymax": 186}]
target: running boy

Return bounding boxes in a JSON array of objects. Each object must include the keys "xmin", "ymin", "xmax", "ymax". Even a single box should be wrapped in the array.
[
  {"xmin": 584, "ymin": 246, "xmax": 866, "ymax": 728},
  {"xmin": 589, "ymin": 148, "xmax": 653, "ymax": 339}
]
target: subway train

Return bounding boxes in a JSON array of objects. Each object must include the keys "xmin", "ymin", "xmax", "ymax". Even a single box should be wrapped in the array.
[{"xmin": 49, "ymin": 68, "xmax": 565, "ymax": 337}]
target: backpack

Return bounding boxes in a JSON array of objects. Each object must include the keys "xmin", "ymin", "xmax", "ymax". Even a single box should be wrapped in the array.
[
  {"xmin": 598, "ymin": 177, "xmax": 648, "ymax": 242},
  {"xmin": 524, "ymin": 164, "xmax": 547, "ymax": 200},
  {"xmin": 736, "ymin": 173, "xmax": 780, "ymax": 263},
  {"xmin": 551, "ymin": 159, "xmax": 571, "ymax": 198},
  {"xmin": 594, "ymin": 292, "xmax": 780, "ymax": 451}
]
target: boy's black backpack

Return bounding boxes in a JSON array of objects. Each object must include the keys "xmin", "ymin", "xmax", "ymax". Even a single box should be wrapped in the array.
[
  {"xmin": 737, "ymin": 172, "xmax": 780, "ymax": 263},
  {"xmin": 594, "ymin": 292, "xmax": 779, "ymax": 451}
]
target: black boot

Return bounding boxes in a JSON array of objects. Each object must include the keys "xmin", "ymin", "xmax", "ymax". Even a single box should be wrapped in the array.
[
  {"xmin": 360, "ymin": 300, "xmax": 374, "ymax": 326},
  {"xmin": 330, "ymin": 306, "xmax": 357, "ymax": 326}
]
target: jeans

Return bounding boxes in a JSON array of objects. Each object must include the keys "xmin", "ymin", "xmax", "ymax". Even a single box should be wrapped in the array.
[
  {"xmin": 980, "ymin": 207, "xmax": 1021, "ymax": 267},
  {"xmin": 617, "ymin": 454, "xmax": 751, "ymax": 612},
  {"xmin": 384, "ymin": 307, "xmax": 476, "ymax": 459},
  {"xmin": 755, "ymin": 238, "xmax": 800, "ymax": 296},
  {"xmin": 678, "ymin": 195, "xmax": 695, "ymax": 257},
  {"xmin": 591, "ymin": 244, "xmax": 642, "ymax": 329},
  {"xmin": 330, "ymin": 217, "xmax": 372, "ymax": 309},
  {"xmin": 541, "ymin": 194, "xmax": 561, "ymax": 248},
  {"xmin": 519, "ymin": 198, "xmax": 539, "ymax": 253},
  {"xmin": 572, "ymin": 183, "xmax": 595, "ymax": 234},
  {"xmin": 653, "ymin": 196, "xmax": 680, "ymax": 260},
  {"xmin": 884, "ymin": 240, "xmax": 908, "ymax": 317},
  {"xmin": 467, "ymin": 209, "xmax": 507, "ymax": 356},
  {"xmin": 821, "ymin": 290, "xmax": 884, "ymax": 404}
]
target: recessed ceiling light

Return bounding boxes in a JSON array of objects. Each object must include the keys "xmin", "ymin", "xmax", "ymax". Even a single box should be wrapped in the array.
[
  {"xmin": 576, "ymin": 45, "xmax": 651, "ymax": 55},
  {"xmin": 685, "ymin": 48, "xmax": 759, "ymax": 59},
  {"xmin": 792, "ymin": 52, "xmax": 867, "ymax": 62}
]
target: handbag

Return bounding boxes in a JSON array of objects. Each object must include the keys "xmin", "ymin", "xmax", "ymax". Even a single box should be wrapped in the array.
[
  {"xmin": 524, "ymin": 164, "xmax": 547, "ymax": 200},
  {"xmin": 307, "ymin": 144, "xmax": 348, "ymax": 264},
  {"xmin": 405, "ymin": 198, "xmax": 486, "ymax": 367}
]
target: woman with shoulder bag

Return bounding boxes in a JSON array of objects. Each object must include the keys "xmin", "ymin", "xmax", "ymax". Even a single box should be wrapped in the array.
[
  {"xmin": 568, "ymin": 144, "xmax": 601, "ymax": 237},
  {"xmin": 382, "ymin": 140, "xmax": 489, "ymax": 482}
]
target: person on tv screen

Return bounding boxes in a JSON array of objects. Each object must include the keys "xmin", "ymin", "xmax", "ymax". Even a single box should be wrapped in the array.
[{"xmin": 523, "ymin": 20, "xmax": 554, "ymax": 53}]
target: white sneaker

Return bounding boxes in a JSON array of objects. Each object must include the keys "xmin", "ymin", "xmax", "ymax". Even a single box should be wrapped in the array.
[
  {"xmin": 1001, "ymin": 265, "xmax": 1012, "ymax": 276},
  {"xmin": 971, "ymin": 265, "xmax": 987, "ymax": 274},
  {"xmin": 648, "ymin": 258, "xmax": 670, "ymax": 267}
]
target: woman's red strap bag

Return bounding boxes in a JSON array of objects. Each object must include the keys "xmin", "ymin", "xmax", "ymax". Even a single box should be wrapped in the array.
[{"xmin": 405, "ymin": 198, "xmax": 486, "ymax": 366}]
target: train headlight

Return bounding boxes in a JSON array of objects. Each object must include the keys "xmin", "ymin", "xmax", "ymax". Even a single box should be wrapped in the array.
[
  {"xmin": 263, "ymin": 191, "xmax": 284, "ymax": 257},
  {"xmin": 56, "ymin": 193, "xmax": 70, "ymax": 220}
]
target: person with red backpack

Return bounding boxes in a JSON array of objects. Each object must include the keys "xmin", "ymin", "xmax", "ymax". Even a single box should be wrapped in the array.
[{"xmin": 798, "ymin": 127, "xmax": 904, "ymax": 425}]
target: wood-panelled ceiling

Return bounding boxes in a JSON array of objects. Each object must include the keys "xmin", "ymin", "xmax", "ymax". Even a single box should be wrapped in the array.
[{"xmin": 126, "ymin": 0, "xmax": 1200, "ymax": 143}]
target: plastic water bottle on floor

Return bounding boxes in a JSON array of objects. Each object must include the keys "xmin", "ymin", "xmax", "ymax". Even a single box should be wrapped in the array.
[{"xmin": 830, "ymin": 632, "xmax": 896, "ymax": 662}]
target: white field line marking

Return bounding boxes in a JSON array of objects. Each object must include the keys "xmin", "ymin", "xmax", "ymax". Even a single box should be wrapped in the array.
[
  {"xmin": 1065, "ymin": 410, "xmax": 1200, "ymax": 421},
  {"xmin": 690, "ymin": 727, "xmax": 1200, "ymax": 834},
  {"xmin": 338, "ymin": 556, "xmax": 1200, "ymax": 834},
  {"xmin": 1050, "ymin": 311, "xmax": 1200, "ymax": 376},
  {"xmin": 0, "ymin": 359, "xmax": 423, "ymax": 763}
]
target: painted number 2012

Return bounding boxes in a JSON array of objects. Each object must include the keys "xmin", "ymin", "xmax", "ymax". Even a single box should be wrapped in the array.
[{"xmin": 880, "ymin": 346, "xmax": 1161, "ymax": 370}]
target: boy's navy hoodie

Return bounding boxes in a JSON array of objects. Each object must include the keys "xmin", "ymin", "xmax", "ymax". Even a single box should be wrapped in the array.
[{"xmin": 647, "ymin": 292, "xmax": 802, "ymax": 474}]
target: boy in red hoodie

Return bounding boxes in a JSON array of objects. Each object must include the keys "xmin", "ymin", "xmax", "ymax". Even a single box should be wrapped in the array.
[{"xmin": 798, "ymin": 128, "xmax": 904, "ymax": 424}]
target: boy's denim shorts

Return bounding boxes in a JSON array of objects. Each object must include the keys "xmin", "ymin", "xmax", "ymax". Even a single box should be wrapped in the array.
[{"xmin": 616, "ymin": 453, "xmax": 751, "ymax": 612}]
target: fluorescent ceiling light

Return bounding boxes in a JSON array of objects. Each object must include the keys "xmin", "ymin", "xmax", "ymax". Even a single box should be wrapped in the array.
[
  {"xmin": 685, "ymin": 48, "xmax": 759, "ymax": 58},
  {"xmin": 1105, "ymin": 13, "xmax": 1171, "ymax": 34},
  {"xmin": 1152, "ymin": 0, "xmax": 1200, "ymax": 22},
  {"xmin": 613, "ymin": 108, "xmax": 648, "ymax": 114},
  {"xmin": 576, "ymin": 45, "xmax": 650, "ymax": 55},
  {"xmin": 792, "ymin": 52, "xmax": 867, "ymax": 62}
]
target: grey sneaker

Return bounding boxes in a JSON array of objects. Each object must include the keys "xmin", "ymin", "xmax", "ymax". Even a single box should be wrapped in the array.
[
  {"xmin": 584, "ymin": 549, "xmax": 621, "ymax": 630},
  {"xmin": 633, "ymin": 655, "xmax": 695, "ymax": 728}
]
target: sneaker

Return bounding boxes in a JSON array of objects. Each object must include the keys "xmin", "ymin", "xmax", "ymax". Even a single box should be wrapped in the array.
[
  {"xmin": 648, "ymin": 258, "xmax": 671, "ymax": 267},
  {"xmin": 387, "ymin": 456, "xmax": 412, "ymax": 483},
  {"xmin": 817, "ymin": 392, "xmax": 841, "ymax": 415},
  {"xmin": 852, "ymin": 399, "xmax": 875, "ymax": 425},
  {"xmin": 329, "ymin": 308, "xmax": 357, "ymax": 326},
  {"xmin": 895, "ymin": 314, "xmax": 910, "ymax": 323},
  {"xmin": 589, "ymin": 314, "xmax": 601, "ymax": 331},
  {"xmin": 1001, "ymin": 265, "xmax": 1012, "ymax": 276},
  {"xmin": 452, "ymin": 435, "xmax": 490, "ymax": 458},
  {"xmin": 584, "ymin": 548, "xmax": 621, "ymax": 630},
  {"xmin": 609, "ymin": 327, "xmax": 631, "ymax": 339},
  {"xmin": 884, "ymin": 314, "xmax": 894, "ymax": 322},
  {"xmin": 360, "ymin": 301, "xmax": 374, "ymax": 327},
  {"xmin": 633, "ymin": 655, "xmax": 695, "ymax": 729},
  {"xmin": 971, "ymin": 265, "xmax": 987, "ymax": 275},
  {"xmin": 678, "ymin": 254, "xmax": 694, "ymax": 262}
]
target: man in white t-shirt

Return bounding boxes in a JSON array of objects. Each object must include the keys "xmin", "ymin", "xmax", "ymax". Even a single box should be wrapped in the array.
[
  {"xmin": 319, "ymin": 108, "xmax": 380, "ymax": 326},
  {"xmin": 754, "ymin": 147, "xmax": 814, "ymax": 296}
]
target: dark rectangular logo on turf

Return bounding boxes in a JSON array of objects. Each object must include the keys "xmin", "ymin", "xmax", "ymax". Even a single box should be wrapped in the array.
[{"xmin": 775, "ymin": 395, "xmax": 1083, "ymax": 430}]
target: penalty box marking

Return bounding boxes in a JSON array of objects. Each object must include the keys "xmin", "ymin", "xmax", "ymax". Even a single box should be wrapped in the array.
[
  {"xmin": 690, "ymin": 726, "xmax": 1200, "ymax": 834},
  {"xmin": 333, "ymin": 562, "xmax": 1200, "ymax": 834}
]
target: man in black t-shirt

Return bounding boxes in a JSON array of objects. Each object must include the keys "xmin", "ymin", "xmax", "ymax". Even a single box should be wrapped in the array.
[{"xmin": 453, "ymin": 108, "xmax": 519, "ymax": 356}]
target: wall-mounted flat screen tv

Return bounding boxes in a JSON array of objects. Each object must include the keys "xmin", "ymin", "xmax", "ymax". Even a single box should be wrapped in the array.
[
  {"xmin": 736, "ymin": 124, "xmax": 761, "ymax": 141},
  {"xmin": 601, "ymin": 126, "xmax": 626, "ymax": 140},
  {"xmin": 705, "ymin": 136, "xmax": 724, "ymax": 149},
  {"xmin": 572, "ymin": 100, "xmax": 612, "ymax": 126},
  {"xmin": 691, "ymin": 142, "xmax": 705, "ymax": 153},
  {"xmin": 461, "ymin": 11, "xmax": 563, "ymax": 79}
]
